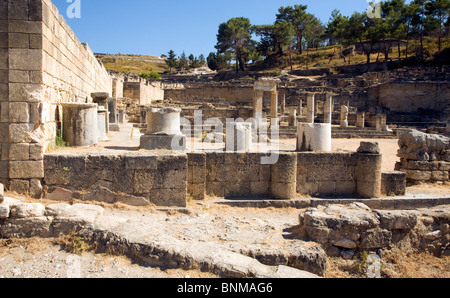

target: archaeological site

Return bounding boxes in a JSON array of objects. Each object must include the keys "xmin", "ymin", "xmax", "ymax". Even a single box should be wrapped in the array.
[{"xmin": 0, "ymin": 0, "xmax": 449, "ymax": 279}]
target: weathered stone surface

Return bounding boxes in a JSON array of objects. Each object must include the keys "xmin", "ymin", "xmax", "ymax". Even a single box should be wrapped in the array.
[
  {"xmin": 46, "ymin": 187, "xmax": 73, "ymax": 202},
  {"xmin": 0, "ymin": 183, "xmax": 3, "ymax": 204},
  {"xmin": 375, "ymin": 210, "xmax": 418, "ymax": 230},
  {"xmin": 0, "ymin": 203, "xmax": 9, "ymax": 219},
  {"xmin": 357, "ymin": 141, "xmax": 381, "ymax": 154},
  {"xmin": 0, "ymin": 217, "xmax": 52, "ymax": 238},
  {"xmin": 10, "ymin": 203, "xmax": 45, "ymax": 218}
]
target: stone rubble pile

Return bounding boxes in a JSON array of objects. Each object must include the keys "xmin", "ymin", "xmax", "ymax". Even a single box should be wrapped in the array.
[
  {"xmin": 298, "ymin": 203, "xmax": 450, "ymax": 258},
  {"xmin": 395, "ymin": 129, "xmax": 450, "ymax": 184}
]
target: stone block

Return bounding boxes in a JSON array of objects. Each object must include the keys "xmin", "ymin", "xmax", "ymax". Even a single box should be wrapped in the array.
[
  {"xmin": 0, "ymin": 49, "xmax": 7, "ymax": 70},
  {"xmin": 0, "ymin": 217, "xmax": 52, "ymax": 238},
  {"xmin": 8, "ymin": 123, "xmax": 30, "ymax": 142},
  {"xmin": 406, "ymin": 170, "xmax": 432, "ymax": 181},
  {"xmin": 381, "ymin": 171, "xmax": 406, "ymax": 196},
  {"xmin": 45, "ymin": 187, "xmax": 73, "ymax": 202},
  {"xmin": 0, "ymin": 160, "xmax": 8, "ymax": 178},
  {"xmin": 8, "ymin": 32, "xmax": 29, "ymax": 48},
  {"xmin": 187, "ymin": 183, "xmax": 205, "ymax": 200},
  {"xmin": 9, "ymin": 142, "xmax": 29, "ymax": 160},
  {"xmin": 431, "ymin": 171, "xmax": 449, "ymax": 182},
  {"xmin": 125, "ymin": 155, "xmax": 158, "ymax": 170},
  {"xmin": 9, "ymin": 70, "xmax": 30, "ymax": 83},
  {"xmin": 9, "ymin": 49, "xmax": 42, "ymax": 70},
  {"xmin": 149, "ymin": 189, "xmax": 186, "ymax": 208},
  {"xmin": 29, "ymin": 143, "xmax": 44, "ymax": 160},
  {"xmin": 9, "ymin": 179, "xmax": 29, "ymax": 194},
  {"xmin": 10, "ymin": 203, "xmax": 45, "ymax": 218},
  {"xmin": 140, "ymin": 134, "xmax": 186, "ymax": 151},
  {"xmin": 9, "ymin": 160, "xmax": 44, "ymax": 179},
  {"xmin": 0, "ymin": 182, "xmax": 3, "ymax": 203},
  {"xmin": 0, "ymin": 203, "xmax": 9, "ymax": 219},
  {"xmin": 8, "ymin": 20, "xmax": 42, "ymax": 34}
]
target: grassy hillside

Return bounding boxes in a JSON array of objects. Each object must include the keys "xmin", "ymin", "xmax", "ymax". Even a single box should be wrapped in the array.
[
  {"xmin": 97, "ymin": 54, "xmax": 168, "ymax": 76},
  {"xmin": 253, "ymin": 37, "xmax": 450, "ymax": 72}
]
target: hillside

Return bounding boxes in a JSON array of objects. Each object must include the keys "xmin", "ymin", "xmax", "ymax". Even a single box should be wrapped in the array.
[{"xmin": 96, "ymin": 54, "xmax": 168, "ymax": 76}]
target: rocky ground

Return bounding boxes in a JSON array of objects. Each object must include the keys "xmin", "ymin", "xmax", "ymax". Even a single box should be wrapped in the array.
[{"xmin": 1, "ymin": 188, "xmax": 449, "ymax": 279}]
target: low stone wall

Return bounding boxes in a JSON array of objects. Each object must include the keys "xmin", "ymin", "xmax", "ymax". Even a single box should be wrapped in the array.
[
  {"xmin": 189, "ymin": 148, "xmax": 382, "ymax": 201},
  {"xmin": 43, "ymin": 152, "xmax": 187, "ymax": 207},
  {"xmin": 43, "ymin": 145, "xmax": 384, "ymax": 207}
]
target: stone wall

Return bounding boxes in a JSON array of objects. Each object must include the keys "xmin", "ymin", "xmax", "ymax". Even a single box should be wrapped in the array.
[
  {"xmin": 395, "ymin": 130, "xmax": 450, "ymax": 184},
  {"xmin": 378, "ymin": 81, "xmax": 450, "ymax": 115},
  {"xmin": 190, "ymin": 149, "xmax": 382, "ymax": 201},
  {"xmin": 0, "ymin": 0, "xmax": 112, "ymax": 196},
  {"xmin": 42, "ymin": 147, "xmax": 383, "ymax": 207},
  {"xmin": 43, "ymin": 152, "xmax": 187, "ymax": 207},
  {"xmin": 123, "ymin": 80, "xmax": 164, "ymax": 105}
]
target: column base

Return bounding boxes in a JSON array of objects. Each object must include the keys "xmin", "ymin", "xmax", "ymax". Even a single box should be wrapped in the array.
[{"xmin": 140, "ymin": 134, "xmax": 187, "ymax": 150}]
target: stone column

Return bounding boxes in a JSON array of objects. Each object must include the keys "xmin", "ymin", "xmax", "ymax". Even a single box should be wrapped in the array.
[
  {"xmin": 118, "ymin": 110, "xmax": 125, "ymax": 124},
  {"xmin": 108, "ymin": 98, "xmax": 120, "ymax": 132},
  {"xmin": 306, "ymin": 94, "xmax": 315, "ymax": 123},
  {"xmin": 324, "ymin": 95, "xmax": 333, "ymax": 124},
  {"xmin": 340, "ymin": 105, "xmax": 349, "ymax": 128},
  {"xmin": 270, "ymin": 153, "xmax": 297, "ymax": 200},
  {"xmin": 226, "ymin": 122, "xmax": 252, "ymax": 152},
  {"xmin": 140, "ymin": 108, "xmax": 186, "ymax": 150},
  {"xmin": 357, "ymin": 113, "xmax": 365, "ymax": 128},
  {"xmin": 289, "ymin": 110, "xmax": 297, "ymax": 127},
  {"xmin": 298, "ymin": 99, "xmax": 303, "ymax": 116},
  {"xmin": 356, "ymin": 142, "xmax": 382, "ymax": 198},
  {"xmin": 91, "ymin": 92, "xmax": 110, "ymax": 134},
  {"xmin": 253, "ymin": 90, "xmax": 264, "ymax": 118},
  {"xmin": 446, "ymin": 120, "xmax": 450, "ymax": 135},
  {"xmin": 281, "ymin": 94, "xmax": 286, "ymax": 115},
  {"xmin": 270, "ymin": 91, "xmax": 279, "ymax": 125},
  {"xmin": 376, "ymin": 114, "xmax": 388, "ymax": 131},
  {"xmin": 97, "ymin": 107, "xmax": 109, "ymax": 141},
  {"xmin": 297, "ymin": 123, "xmax": 332, "ymax": 152},
  {"xmin": 61, "ymin": 103, "xmax": 99, "ymax": 147}
]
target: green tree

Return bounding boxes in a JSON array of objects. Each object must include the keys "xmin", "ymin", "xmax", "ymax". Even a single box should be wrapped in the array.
[
  {"xmin": 276, "ymin": 5, "xmax": 310, "ymax": 54},
  {"xmin": 346, "ymin": 12, "xmax": 372, "ymax": 64},
  {"xmin": 253, "ymin": 21, "xmax": 295, "ymax": 56},
  {"xmin": 165, "ymin": 50, "xmax": 178, "ymax": 72},
  {"xmin": 178, "ymin": 51, "xmax": 189, "ymax": 70},
  {"xmin": 425, "ymin": 0, "xmax": 450, "ymax": 51},
  {"xmin": 215, "ymin": 17, "xmax": 253, "ymax": 72},
  {"xmin": 207, "ymin": 52, "xmax": 229, "ymax": 71}
]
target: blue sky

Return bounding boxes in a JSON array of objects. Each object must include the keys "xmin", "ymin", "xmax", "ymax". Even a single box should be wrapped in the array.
[{"xmin": 53, "ymin": 0, "xmax": 384, "ymax": 57}]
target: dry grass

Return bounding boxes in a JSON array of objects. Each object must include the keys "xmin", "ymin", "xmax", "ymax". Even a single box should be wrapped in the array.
[{"xmin": 327, "ymin": 248, "xmax": 450, "ymax": 278}]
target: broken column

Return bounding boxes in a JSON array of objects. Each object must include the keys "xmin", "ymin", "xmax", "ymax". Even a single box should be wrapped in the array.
[
  {"xmin": 289, "ymin": 110, "xmax": 298, "ymax": 127},
  {"xmin": 140, "ymin": 108, "xmax": 186, "ymax": 150},
  {"xmin": 281, "ymin": 94, "xmax": 286, "ymax": 115},
  {"xmin": 91, "ymin": 92, "xmax": 110, "ymax": 134},
  {"xmin": 357, "ymin": 112, "xmax": 365, "ymax": 128},
  {"xmin": 108, "ymin": 98, "xmax": 120, "ymax": 132},
  {"xmin": 375, "ymin": 114, "xmax": 388, "ymax": 131},
  {"xmin": 270, "ymin": 91, "xmax": 279, "ymax": 125},
  {"xmin": 97, "ymin": 107, "xmax": 109, "ymax": 141},
  {"xmin": 340, "ymin": 105, "xmax": 349, "ymax": 128},
  {"xmin": 270, "ymin": 153, "xmax": 297, "ymax": 200},
  {"xmin": 297, "ymin": 123, "xmax": 332, "ymax": 152},
  {"xmin": 226, "ymin": 122, "xmax": 252, "ymax": 152},
  {"xmin": 253, "ymin": 90, "xmax": 264, "ymax": 119},
  {"xmin": 306, "ymin": 94, "xmax": 315, "ymax": 123},
  {"xmin": 356, "ymin": 142, "xmax": 382, "ymax": 198},
  {"xmin": 61, "ymin": 103, "xmax": 98, "ymax": 147},
  {"xmin": 324, "ymin": 95, "xmax": 333, "ymax": 124}
]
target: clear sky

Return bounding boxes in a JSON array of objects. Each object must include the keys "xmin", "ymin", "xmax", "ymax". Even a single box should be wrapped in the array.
[{"xmin": 52, "ymin": 0, "xmax": 386, "ymax": 57}]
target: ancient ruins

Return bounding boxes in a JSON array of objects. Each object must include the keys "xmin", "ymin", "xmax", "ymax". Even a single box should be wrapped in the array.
[{"xmin": 0, "ymin": 0, "xmax": 449, "ymax": 278}]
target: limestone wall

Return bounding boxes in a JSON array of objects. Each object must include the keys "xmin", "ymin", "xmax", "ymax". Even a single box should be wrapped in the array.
[
  {"xmin": 44, "ymin": 152, "xmax": 188, "ymax": 207},
  {"xmin": 378, "ymin": 81, "xmax": 450, "ymax": 115},
  {"xmin": 123, "ymin": 80, "xmax": 164, "ymax": 105},
  {"xmin": 0, "ymin": 0, "xmax": 112, "ymax": 196}
]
